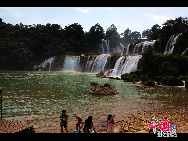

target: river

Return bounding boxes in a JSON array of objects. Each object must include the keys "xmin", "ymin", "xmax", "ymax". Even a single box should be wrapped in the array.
[{"xmin": 0, "ymin": 71, "xmax": 187, "ymax": 133}]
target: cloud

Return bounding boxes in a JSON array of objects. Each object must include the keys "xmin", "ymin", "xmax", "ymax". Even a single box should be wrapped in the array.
[
  {"xmin": 142, "ymin": 13, "xmax": 174, "ymax": 22},
  {"xmin": 74, "ymin": 8, "xmax": 91, "ymax": 14}
]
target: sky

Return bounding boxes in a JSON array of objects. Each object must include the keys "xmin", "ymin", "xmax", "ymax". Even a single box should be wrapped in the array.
[{"xmin": 0, "ymin": 7, "xmax": 188, "ymax": 35}]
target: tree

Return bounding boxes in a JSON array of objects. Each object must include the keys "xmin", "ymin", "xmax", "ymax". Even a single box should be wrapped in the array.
[
  {"xmin": 151, "ymin": 24, "xmax": 161, "ymax": 39},
  {"xmin": 86, "ymin": 23, "xmax": 105, "ymax": 53},
  {"xmin": 142, "ymin": 24, "xmax": 161, "ymax": 40},
  {"xmin": 130, "ymin": 31, "xmax": 141, "ymax": 40},
  {"xmin": 122, "ymin": 28, "xmax": 141, "ymax": 45},
  {"xmin": 64, "ymin": 23, "xmax": 86, "ymax": 53},
  {"xmin": 105, "ymin": 24, "xmax": 120, "ymax": 49}
]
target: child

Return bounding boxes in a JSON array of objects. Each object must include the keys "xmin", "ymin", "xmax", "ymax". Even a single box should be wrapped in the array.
[
  {"xmin": 107, "ymin": 114, "xmax": 115, "ymax": 133},
  {"xmin": 83, "ymin": 116, "xmax": 95, "ymax": 133},
  {"xmin": 60, "ymin": 110, "xmax": 68, "ymax": 133},
  {"xmin": 74, "ymin": 113, "xmax": 85, "ymax": 133}
]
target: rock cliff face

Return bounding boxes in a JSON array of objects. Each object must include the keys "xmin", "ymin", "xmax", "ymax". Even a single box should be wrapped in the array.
[{"xmin": 89, "ymin": 84, "xmax": 119, "ymax": 95}]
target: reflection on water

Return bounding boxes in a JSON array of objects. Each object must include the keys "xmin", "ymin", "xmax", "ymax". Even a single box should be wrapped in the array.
[{"xmin": 0, "ymin": 71, "xmax": 187, "ymax": 132}]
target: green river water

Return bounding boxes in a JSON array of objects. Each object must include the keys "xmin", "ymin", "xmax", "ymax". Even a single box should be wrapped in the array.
[{"xmin": 0, "ymin": 71, "xmax": 187, "ymax": 132}]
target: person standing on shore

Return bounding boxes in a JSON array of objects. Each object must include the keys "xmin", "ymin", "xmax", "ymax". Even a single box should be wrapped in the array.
[
  {"xmin": 107, "ymin": 114, "xmax": 115, "ymax": 133},
  {"xmin": 60, "ymin": 110, "xmax": 68, "ymax": 133}
]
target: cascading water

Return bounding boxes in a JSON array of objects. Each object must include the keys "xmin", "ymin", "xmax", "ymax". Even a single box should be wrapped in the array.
[
  {"xmin": 99, "ymin": 39, "xmax": 110, "ymax": 54},
  {"xmin": 113, "ymin": 43, "xmax": 125, "ymax": 54},
  {"xmin": 41, "ymin": 56, "xmax": 55, "ymax": 71},
  {"xmin": 121, "ymin": 55, "xmax": 142, "ymax": 74},
  {"xmin": 87, "ymin": 54, "xmax": 110, "ymax": 73},
  {"xmin": 99, "ymin": 39, "xmax": 125, "ymax": 54},
  {"xmin": 124, "ymin": 40, "xmax": 156, "ymax": 55},
  {"xmin": 111, "ymin": 55, "xmax": 142, "ymax": 76},
  {"xmin": 182, "ymin": 48, "xmax": 188, "ymax": 55},
  {"xmin": 63, "ymin": 56, "xmax": 80, "ymax": 72},
  {"xmin": 111, "ymin": 56, "xmax": 125, "ymax": 76},
  {"xmin": 164, "ymin": 33, "xmax": 182, "ymax": 54}
]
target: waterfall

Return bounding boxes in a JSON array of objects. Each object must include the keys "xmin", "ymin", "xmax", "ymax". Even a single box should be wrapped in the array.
[
  {"xmin": 90, "ymin": 54, "xmax": 110, "ymax": 73},
  {"xmin": 111, "ymin": 56, "xmax": 125, "ymax": 76},
  {"xmin": 111, "ymin": 55, "xmax": 142, "ymax": 76},
  {"xmin": 121, "ymin": 55, "xmax": 142, "ymax": 74},
  {"xmin": 182, "ymin": 48, "xmax": 188, "ymax": 55},
  {"xmin": 113, "ymin": 43, "xmax": 125, "ymax": 54},
  {"xmin": 99, "ymin": 39, "xmax": 125, "ymax": 54},
  {"xmin": 61, "ymin": 54, "xmax": 110, "ymax": 73},
  {"xmin": 41, "ymin": 56, "xmax": 55, "ymax": 71},
  {"xmin": 86, "ymin": 55, "xmax": 95, "ymax": 72},
  {"xmin": 164, "ymin": 34, "xmax": 175, "ymax": 54},
  {"xmin": 164, "ymin": 33, "xmax": 182, "ymax": 54},
  {"xmin": 124, "ymin": 40, "xmax": 156, "ymax": 55},
  {"xmin": 63, "ymin": 56, "xmax": 80, "ymax": 72},
  {"xmin": 125, "ymin": 44, "xmax": 130, "ymax": 55},
  {"xmin": 99, "ymin": 39, "xmax": 110, "ymax": 54}
]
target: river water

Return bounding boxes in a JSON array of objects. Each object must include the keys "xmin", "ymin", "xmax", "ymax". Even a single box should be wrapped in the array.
[{"xmin": 0, "ymin": 71, "xmax": 187, "ymax": 133}]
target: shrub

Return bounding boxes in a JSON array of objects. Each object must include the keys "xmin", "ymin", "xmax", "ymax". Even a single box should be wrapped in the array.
[
  {"xmin": 130, "ymin": 70, "xmax": 141, "ymax": 77},
  {"xmin": 161, "ymin": 76, "xmax": 184, "ymax": 86},
  {"xmin": 185, "ymin": 80, "xmax": 188, "ymax": 88},
  {"xmin": 181, "ymin": 76, "xmax": 188, "ymax": 81},
  {"xmin": 90, "ymin": 82, "xmax": 98, "ymax": 86},
  {"xmin": 121, "ymin": 73, "xmax": 129, "ymax": 80},
  {"xmin": 140, "ymin": 75, "xmax": 148, "ymax": 82},
  {"xmin": 130, "ymin": 74, "xmax": 139, "ymax": 82},
  {"xmin": 144, "ymin": 80, "xmax": 155, "ymax": 87},
  {"xmin": 104, "ymin": 83, "xmax": 111, "ymax": 87},
  {"xmin": 99, "ymin": 71, "xmax": 104, "ymax": 76},
  {"xmin": 121, "ymin": 73, "xmax": 131, "ymax": 82},
  {"xmin": 123, "ymin": 75, "xmax": 132, "ymax": 82},
  {"xmin": 159, "ymin": 61, "xmax": 179, "ymax": 77},
  {"xmin": 161, "ymin": 77, "xmax": 168, "ymax": 85},
  {"xmin": 154, "ymin": 76, "xmax": 162, "ymax": 83}
]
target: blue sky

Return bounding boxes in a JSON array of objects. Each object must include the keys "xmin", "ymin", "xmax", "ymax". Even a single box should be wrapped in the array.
[{"xmin": 0, "ymin": 7, "xmax": 188, "ymax": 34}]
